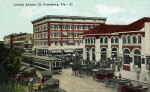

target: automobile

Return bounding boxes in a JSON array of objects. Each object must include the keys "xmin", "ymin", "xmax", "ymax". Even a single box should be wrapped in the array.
[
  {"xmin": 41, "ymin": 70, "xmax": 53, "ymax": 83},
  {"xmin": 28, "ymin": 77, "xmax": 41, "ymax": 91},
  {"xmin": 16, "ymin": 67, "xmax": 37, "ymax": 85},
  {"xmin": 118, "ymin": 82, "xmax": 148, "ymax": 92},
  {"xmin": 42, "ymin": 78, "xmax": 60, "ymax": 91},
  {"xmin": 93, "ymin": 68, "xmax": 114, "ymax": 80}
]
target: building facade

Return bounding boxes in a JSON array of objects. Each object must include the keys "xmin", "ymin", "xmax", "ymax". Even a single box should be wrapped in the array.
[
  {"xmin": 82, "ymin": 17, "xmax": 150, "ymax": 81},
  {"xmin": 31, "ymin": 15, "xmax": 106, "ymax": 55},
  {"xmin": 3, "ymin": 33, "xmax": 33, "ymax": 50}
]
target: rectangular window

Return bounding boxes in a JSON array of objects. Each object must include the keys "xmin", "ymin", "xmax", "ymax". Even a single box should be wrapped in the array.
[
  {"xmin": 56, "ymin": 24, "xmax": 61, "ymax": 30},
  {"xmin": 45, "ymin": 33, "xmax": 47, "ymax": 38},
  {"xmin": 42, "ymin": 25, "xmax": 44, "ymax": 31},
  {"xmin": 36, "ymin": 27, "xmax": 39, "ymax": 32},
  {"xmin": 33, "ymin": 27, "xmax": 35, "ymax": 32},
  {"xmin": 50, "ymin": 33, "xmax": 55, "ymax": 38},
  {"xmin": 74, "ymin": 40, "xmax": 79, "ymax": 45},
  {"xmin": 39, "ymin": 26, "xmax": 41, "ymax": 31},
  {"xmin": 68, "ymin": 25, "xmax": 73, "ymax": 30},
  {"xmin": 80, "ymin": 40, "xmax": 83, "ymax": 43},
  {"xmin": 63, "ymin": 24, "xmax": 67, "ymax": 29},
  {"xmin": 85, "ymin": 25, "xmax": 89, "ymax": 30},
  {"xmin": 68, "ymin": 32, "xmax": 73, "ymax": 37},
  {"xmin": 51, "ymin": 41, "xmax": 55, "ymax": 45},
  {"xmin": 90, "ymin": 25, "xmax": 94, "ymax": 29},
  {"xmin": 74, "ymin": 25, "xmax": 78, "ymax": 30},
  {"xmin": 50, "ymin": 24, "xmax": 55, "ymax": 30},
  {"xmin": 63, "ymin": 40, "xmax": 67, "ymax": 45},
  {"xmin": 74, "ymin": 33, "xmax": 78, "ymax": 37},
  {"xmin": 45, "ymin": 24, "xmax": 48, "ymax": 30},
  {"xmin": 56, "ymin": 33, "xmax": 61, "ymax": 38},
  {"xmin": 34, "ymin": 34, "xmax": 36, "ymax": 39},
  {"xmin": 79, "ymin": 25, "xmax": 84, "ymax": 30}
]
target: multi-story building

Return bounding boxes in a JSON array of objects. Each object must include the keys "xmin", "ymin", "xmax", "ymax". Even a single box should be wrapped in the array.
[
  {"xmin": 31, "ymin": 15, "xmax": 106, "ymax": 55},
  {"xmin": 3, "ymin": 35, "xmax": 11, "ymax": 48},
  {"xmin": 3, "ymin": 33, "xmax": 33, "ymax": 50},
  {"xmin": 82, "ymin": 17, "xmax": 150, "ymax": 82}
]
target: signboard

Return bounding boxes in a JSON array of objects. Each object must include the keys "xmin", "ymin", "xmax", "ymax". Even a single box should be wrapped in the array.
[
  {"xmin": 51, "ymin": 49, "xmax": 62, "ymax": 53},
  {"xmin": 64, "ymin": 49, "xmax": 74, "ymax": 53}
]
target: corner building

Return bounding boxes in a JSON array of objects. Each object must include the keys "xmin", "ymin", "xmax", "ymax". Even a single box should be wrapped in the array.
[
  {"xmin": 31, "ymin": 15, "xmax": 106, "ymax": 55},
  {"xmin": 82, "ymin": 17, "xmax": 150, "ymax": 81}
]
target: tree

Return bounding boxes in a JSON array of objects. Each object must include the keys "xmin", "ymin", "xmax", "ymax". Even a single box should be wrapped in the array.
[{"xmin": 1, "ymin": 48, "xmax": 22, "ymax": 83}]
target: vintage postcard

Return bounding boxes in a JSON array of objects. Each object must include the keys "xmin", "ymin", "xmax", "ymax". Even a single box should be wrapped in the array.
[{"xmin": 0, "ymin": 0, "xmax": 150, "ymax": 92}]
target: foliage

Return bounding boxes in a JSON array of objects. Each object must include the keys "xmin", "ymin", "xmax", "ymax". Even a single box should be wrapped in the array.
[
  {"xmin": 0, "ymin": 65, "xmax": 27, "ymax": 92},
  {"xmin": 1, "ymin": 48, "xmax": 22, "ymax": 82}
]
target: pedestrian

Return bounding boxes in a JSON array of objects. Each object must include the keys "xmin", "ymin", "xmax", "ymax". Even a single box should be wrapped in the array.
[
  {"xmin": 119, "ymin": 73, "xmax": 122, "ymax": 79},
  {"xmin": 93, "ymin": 75, "xmax": 95, "ymax": 80},
  {"xmin": 136, "ymin": 68, "xmax": 141, "ymax": 81}
]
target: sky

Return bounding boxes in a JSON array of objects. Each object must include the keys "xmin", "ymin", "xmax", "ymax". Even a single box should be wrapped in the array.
[{"xmin": 0, "ymin": 0, "xmax": 150, "ymax": 41}]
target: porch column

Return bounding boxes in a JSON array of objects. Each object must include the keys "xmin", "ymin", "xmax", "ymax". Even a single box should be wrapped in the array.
[
  {"xmin": 95, "ymin": 39, "xmax": 100, "ymax": 61},
  {"xmin": 107, "ymin": 38, "xmax": 111, "ymax": 58},
  {"xmin": 83, "ymin": 39, "xmax": 86, "ymax": 60}
]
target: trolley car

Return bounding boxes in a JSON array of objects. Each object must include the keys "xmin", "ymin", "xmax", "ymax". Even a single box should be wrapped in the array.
[{"xmin": 22, "ymin": 53, "xmax": 62, "ymax": 72}]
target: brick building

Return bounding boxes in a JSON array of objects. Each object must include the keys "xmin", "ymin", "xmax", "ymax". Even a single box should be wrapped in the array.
[
  {"xmin": 31, "ymin": 15, "xmax": 106, "ymax": 55},
  {"xmin": 3, "ymin": 33, "xmax": 33, "ymax": 50},
  {"xmin": 82, "ymin": 17, "xmax": 150, "ymax": 82}
]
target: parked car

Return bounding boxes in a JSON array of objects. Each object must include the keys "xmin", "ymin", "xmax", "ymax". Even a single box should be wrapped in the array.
[
  {"xmin": 16, "ymin": 67, "xmax": 37, "ymax": 85},
  {"xmin": 93, "ymin": 68, "xmax": 114, "ymax": 80},
  {"xmin": 41, "ymin": 70, "xmax": 53, "ymax": 83},
  {"xmin": 42, "ymin": 79, "xmax": 60, "ymax": 90}
]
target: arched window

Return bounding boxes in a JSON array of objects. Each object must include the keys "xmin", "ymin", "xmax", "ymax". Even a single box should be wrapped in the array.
[
  {"xmin": 111, "ymin": 48, "xmax": 117, "ymax": 58},
  {"xmin": 101, "ymin": 48, "xmax": 107, "ymax": 60},
  {"xmin": 138, "ymin": 35, "xmax": 142, "ymax": 43},
  {"xmin": 127, "ymin": 36, "xmax": 131, "ymax": 43},
  {"xmin": 115, "ymin": 37, "xmax": 119, "ymax": 43},
  {"xmin": 104, "ymin": 37, "xmax": 108, "ymax": 43},
  {"xmin": 122, "ymin": 36, "xmax": 126, "ymax": 44},
  {"xmin": 92, "ymin": 48, "xmax": 95, "ymax": 61},
  {"xmin": 86, "ymin": 48, "xmax": 90, "ymax": 60},
  {"xmin": 85, "ymin": 38, "xmax": 87, "ymax": 44},
  {"xmin": 93, "ymin": 38, "xmax": 95, "ymax": 43},
  {"xmin": 88, "ymin": 38, "xmax": 90, "ymax": 44},
  {"xmin": 111, "ymin": 37, "xmax": 114, "ymax": 43},
  {"xmin": 100, "ymin": 37, "xmax": 103, "ymax": 43},
  {"xmin": 132, "ymin": 35, "xmax": 137, "ymax": 43},
  {"xmin": 134, "ymin": 49, "xmax": 141, "ymax": 68},
  {"xmin": 123, "ymin": 49, "xmax": 132, "ymax": 64},
  {"xmin": 91, "ymin": 38, "xmax": 93, "ymax": 44}
]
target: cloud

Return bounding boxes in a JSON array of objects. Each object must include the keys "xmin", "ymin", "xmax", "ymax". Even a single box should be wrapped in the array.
[
  {"xmin": 93, "ymin": 5, "xmax": 121, "ymax": 16},
  {"xmin": 18, "ymin": 7, "xmax": 46, "ymax": 18}
]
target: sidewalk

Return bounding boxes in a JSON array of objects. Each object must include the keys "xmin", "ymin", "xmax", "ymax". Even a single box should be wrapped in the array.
[{"xmin": 115, "ymin": 70, "xmax": 150, "ymax": 84}]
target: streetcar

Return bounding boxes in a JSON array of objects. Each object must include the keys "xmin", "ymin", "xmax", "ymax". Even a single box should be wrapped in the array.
[{"xmin": 22, "ymin": 53, "xmax": 62, "ymax": 72}]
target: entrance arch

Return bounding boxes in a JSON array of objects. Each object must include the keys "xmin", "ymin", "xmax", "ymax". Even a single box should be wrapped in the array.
[
  {"xmin": 111, "ymin": 48, "xmax": 118, "ymax": 59},
  {"xmin": 134, "ymin": 49, "xmax": 141, "ymax": 68},
  {"xmin": 101, "ymin": 48, "xmax": 107, "ymax": 60},
  {"xmin": 123, "ymin": 49, "xmax": 132, "ymax": 64}
]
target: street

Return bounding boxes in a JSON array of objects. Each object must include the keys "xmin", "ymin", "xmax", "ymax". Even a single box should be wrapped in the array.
[{"xmin": 52, "ymin": 68, "xmax": 115, "ymax": 92}]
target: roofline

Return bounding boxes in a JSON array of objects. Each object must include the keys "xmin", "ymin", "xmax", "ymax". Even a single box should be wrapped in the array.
[
  {"xmin": 82, "ymin": 31, "xmax": 145, "ymax": 36},
  {"xmin": 31, "ymin": 15, "xmax": 107, "ymax": 24}
]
